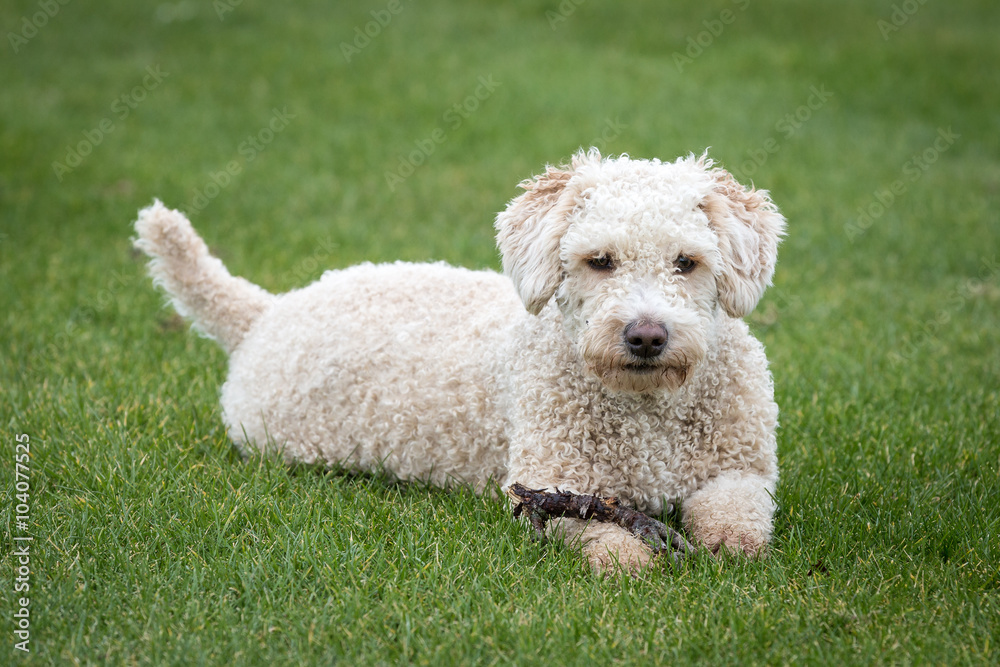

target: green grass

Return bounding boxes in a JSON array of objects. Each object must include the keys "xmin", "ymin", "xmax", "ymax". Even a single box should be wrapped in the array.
[{"xmin": 2, "ymin": 0, "xmax": 999, "ymax": 664}]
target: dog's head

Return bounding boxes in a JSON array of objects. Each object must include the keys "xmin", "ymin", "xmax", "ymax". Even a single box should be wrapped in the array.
[{"xmin": 495, "ymin": 149, "xmax": 785, "ymax": 393}]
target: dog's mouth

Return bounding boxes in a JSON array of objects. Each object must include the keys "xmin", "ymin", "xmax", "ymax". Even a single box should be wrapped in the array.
[
  {"xmin": 619, "ymin": 362, "xmax": 691, "ymax": 391},
  {"xmin": 587, "ymin": 357, "xmax": 692, "ymax": 393},
  {"xmin": 623, "ymin": 362, "xmax": 660, "ymax": 375}
]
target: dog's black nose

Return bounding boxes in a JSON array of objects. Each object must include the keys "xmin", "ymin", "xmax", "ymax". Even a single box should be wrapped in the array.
[{"xmin": 624, "ymin": 321, "xmax": 668, "ymax": 359}]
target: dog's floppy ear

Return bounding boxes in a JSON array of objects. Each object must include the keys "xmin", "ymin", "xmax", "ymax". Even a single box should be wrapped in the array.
[
  {"xmin": 495, "ymin": 151, "xmax": 595, "ymax": 314},
  {"xmin": 699, "ymin": 162, "xmax": 786, "ymax": 318}
]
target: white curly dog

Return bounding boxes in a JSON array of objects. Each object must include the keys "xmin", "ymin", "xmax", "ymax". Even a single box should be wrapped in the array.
[{"xmin": 135, "ymin": 149, "xmax": 785, "ymax": 571}]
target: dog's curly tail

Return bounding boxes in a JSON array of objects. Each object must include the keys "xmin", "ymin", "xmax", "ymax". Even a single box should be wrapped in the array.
[{"xmin": 133, "ymin": 200, "xmax": 275, "ymax": 353}]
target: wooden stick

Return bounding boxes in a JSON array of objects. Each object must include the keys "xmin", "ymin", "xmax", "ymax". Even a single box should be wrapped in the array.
[{"xmin": 507, "ymin": 483, "xmax": 695, "ymax": 563}]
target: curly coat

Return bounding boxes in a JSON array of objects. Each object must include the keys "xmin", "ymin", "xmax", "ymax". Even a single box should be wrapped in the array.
[{"xmin": 134, "ymin": 149, "xmax": 786, "ymax": 571}]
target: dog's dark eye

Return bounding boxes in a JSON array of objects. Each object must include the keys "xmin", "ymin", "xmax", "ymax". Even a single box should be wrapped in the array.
[
  {"xmin": 588, "ymin": 255, "xmax": 615, "ymax": 271},
  {"xmin": 675, "ymin": 256, "xmax": 696, "ymax": 273}
]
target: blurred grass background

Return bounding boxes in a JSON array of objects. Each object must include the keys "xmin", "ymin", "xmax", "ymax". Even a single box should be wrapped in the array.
[{"xmin": 1, "ymin": 0, "xmax": 998, "ymax": 664}]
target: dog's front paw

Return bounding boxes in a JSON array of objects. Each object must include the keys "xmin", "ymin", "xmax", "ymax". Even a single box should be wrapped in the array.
[
  {"xmin": 691, "ymin": 526, "xmax": 769, "ymax": 558},
  {"xmin": 682, "ymin": 473, "xmax": 776, "ymax": 559},
  {"xmin": 554, "ymin": 521, "xmax": 654, "ymax": 575},
  {"xmin": 583, "ymin": 536, "xmax": 653, "ymax": 574}
]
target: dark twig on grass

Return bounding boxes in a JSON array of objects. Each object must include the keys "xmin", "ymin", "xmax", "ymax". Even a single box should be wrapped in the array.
[{"xmin": 507, "ymin": 483, "xmax": 696, "ymax": 563}]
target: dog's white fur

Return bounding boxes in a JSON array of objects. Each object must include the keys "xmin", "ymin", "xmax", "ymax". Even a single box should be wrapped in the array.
[{"xmin": 134, "ymin": 149, "xmax": 785, "ymax": 571}]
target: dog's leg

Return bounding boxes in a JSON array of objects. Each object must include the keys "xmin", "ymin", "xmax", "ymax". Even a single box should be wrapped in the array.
[
  {"xmin": 549, "ymin": 518, "xmax": 658, "ymax": 574},
  {"xmin": 681, "ymin": 472, "xmax": 776, "ymax": 557}
]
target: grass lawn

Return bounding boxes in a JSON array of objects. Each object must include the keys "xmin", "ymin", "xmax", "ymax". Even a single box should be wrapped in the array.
[{"xmin": 2, "ymin": 0, "xmax": 999, "ymax": 664}]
